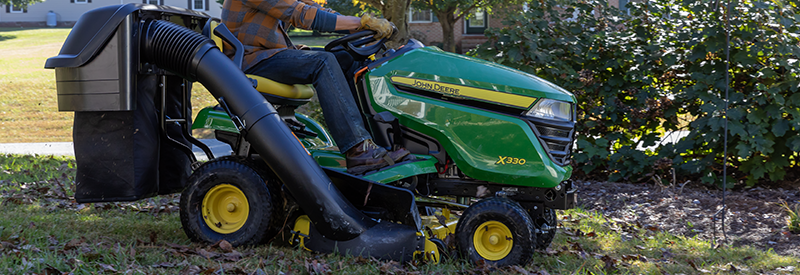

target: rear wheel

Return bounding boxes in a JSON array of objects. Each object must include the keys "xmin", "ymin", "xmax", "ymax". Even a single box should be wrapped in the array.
[
  {"xmin": 456, "ymin": 197, "xmax": 536, "ymax": 266},
  {"xmin": 180, "ymin": 159, "xmax": 275, "ymax": 246}
]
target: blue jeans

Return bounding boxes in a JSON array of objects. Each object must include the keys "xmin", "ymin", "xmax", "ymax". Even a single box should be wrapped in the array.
[{"xmin": 245, "ymin": 49, "xmax": 370, "ymax": 153}]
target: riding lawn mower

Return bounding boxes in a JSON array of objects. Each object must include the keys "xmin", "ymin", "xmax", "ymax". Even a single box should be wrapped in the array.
[{"xmin": 45, "ymin": 4, "xmax": 577, "ymax": 267}]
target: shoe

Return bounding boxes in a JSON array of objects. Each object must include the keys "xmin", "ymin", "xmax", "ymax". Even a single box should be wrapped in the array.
[{"xmin": 346, "ymin": 139, "xmax": 412, "ymax": 174}]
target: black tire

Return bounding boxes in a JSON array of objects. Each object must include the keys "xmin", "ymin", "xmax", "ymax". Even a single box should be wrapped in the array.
[
  {"xmin": 180, "ymin": 159, "xmax": 275, "ymax": 246},
  {"xmin": 534, "ymin": 208, "xmax": 557, "ymax": 250},
  {"xmin": 455, "ymin": 197, "xmax": 536, "ymax": 267},
  {"xmin": 240, "ymin": 157, "xmax": 287, "ymax": 243}
]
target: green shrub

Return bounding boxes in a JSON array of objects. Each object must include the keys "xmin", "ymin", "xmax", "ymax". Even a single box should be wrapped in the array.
[{"xmin": 471, "ymin": 0, "xmax": 800, "ymax": 186}]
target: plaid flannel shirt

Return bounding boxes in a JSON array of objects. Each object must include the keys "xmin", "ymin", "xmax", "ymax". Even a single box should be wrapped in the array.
[{"xmin": 221, "ymin": 0, "xmax": 335, "ymax": 71}]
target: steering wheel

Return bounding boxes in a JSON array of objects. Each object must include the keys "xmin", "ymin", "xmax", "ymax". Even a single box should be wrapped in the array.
[{"xmin": 324, "ymin": 30, "xmax": 387, "ymax": 59}]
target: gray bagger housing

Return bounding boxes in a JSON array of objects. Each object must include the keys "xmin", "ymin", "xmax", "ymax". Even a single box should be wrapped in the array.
[{"xmin": 45, "ymin": 4, "xmax": 209, "ymax": 202}]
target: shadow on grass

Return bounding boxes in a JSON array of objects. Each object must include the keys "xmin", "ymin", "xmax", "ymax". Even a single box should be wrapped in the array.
[{"xmin": 0, "ymin": 34, "xmax": 17, "ymax": 41}]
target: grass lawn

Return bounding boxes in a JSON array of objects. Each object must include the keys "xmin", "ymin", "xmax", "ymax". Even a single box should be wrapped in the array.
[
  {"xmin": 2, "ymin": 154, "xmax": 800, "ymax": 274},
  {"xmin": 0, "ymin": 28, "xmax": 74, "ymax": 143},
  {"xmin": 0, "ymin": 27, "xmax": 338, "ymax": 143}
]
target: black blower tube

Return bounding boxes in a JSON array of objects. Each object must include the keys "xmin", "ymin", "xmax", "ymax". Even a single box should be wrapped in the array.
[{"xmin": 142, "ymin": 20, "xmax": 376, "ymax": 240}]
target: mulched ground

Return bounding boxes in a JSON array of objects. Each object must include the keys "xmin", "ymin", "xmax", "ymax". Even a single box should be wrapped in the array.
[{"xmin": 576, "ymin": 179, "xmax": 800, "ymax": 256}]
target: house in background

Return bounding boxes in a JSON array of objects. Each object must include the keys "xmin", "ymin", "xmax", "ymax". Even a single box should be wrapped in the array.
[
  {"xmin": 408, "ymin": 0, "xmax": 629, "ymax": 53},
  {"xmin": 1, "ymin": 0, "xmax": 222, "ymax": 27},
  {"xmin": 407, "ymin": 7, "xmax": 503, "ymax": 54}
]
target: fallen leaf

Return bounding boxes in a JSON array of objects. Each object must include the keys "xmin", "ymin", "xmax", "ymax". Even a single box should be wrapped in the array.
[
  {"xmin": 351, "ymin": 256, "xmax": 368, "ymax": 264},
  {"xmin": 41, "ymin": 265, "xmax": 62, "ymax": 275},
  {"xmin": 47, "ymin": 235, "xmax": 59, "ymax": 246},
  {"xmin": 196, "ymin": 249, "xmax": 218, "ymax": 259},
  {"xmin": 600, "ymin": 255, "xmax": 617, "ymax": 272},
  {"xmin": 621, "ymin": 254, "xmax": 647, "ymax": 262},
  {"xmin": 305, "ymin": 259, "xmax": 331, "ymax": 275},
  {"xmin": 79, "ymin": 246, "xmax": 93, "ymax": 254},
  {"xmin": 20, "ymin": 257, "xmax": 33, "ymax": 269},
  {"xmin": 223, "ymin": 251, "xmax": 243, "ymax": 262},
  {"xmin": 688, "ymin": 260, "xmax": 712, "ymax": 273},
  {"xmin": 567, "ymin": 241, "xmax": 584, "ymax": 252},
  {"xmin": 83, "ymin": 252, "xmax": 103, "ymax": 262},
  {"xmin": 149, "ymin": 231, "xmax": 158, "ymax": 244},
  {"xmin": 218, "ymin": 240, "xmax": 233, "ymax": 253},
  {"xmin": 180, "ymin": 265, "xmax": 202, "ymax": 275},
  {"xmin": 167, "ymin": 242, "xmax": 192, "ymax": 253},
  {"xmin": 65, "ymin": 258, "xmax": 84, "ymax": 269},
  {"xmin": 435, "ymin": 214, "xmax": 448, "ymax": 228},
  {"xmin": 98, "ymin": 263, "xmax": 116, "ymax": 272},
  {"xmin": 472, "ymin": 259, "xmax": 491, "ymax": 274},
  {"xmin": 443, "ymin": 233, "xmax": 456, "ymax": 250},
  {"xmin": 509, "ymin": 265, "xmax": 530, "ymax": 275},
  {"xmin": 63, "ymin": 238, "xmax": 85, "ymax": 250},
  {"xmin": 152, "ymin": 262, "xmax": 176, "ymax": 268}
]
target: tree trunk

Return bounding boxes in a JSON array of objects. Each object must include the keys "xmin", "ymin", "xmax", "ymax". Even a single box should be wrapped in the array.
[
  {"xmin": 435, "ymin": 10, "xmax": 457, "ymax": 53},
  {"xmin": 380, "ymin": 0, "xmax": 411, "ymax": 48}
]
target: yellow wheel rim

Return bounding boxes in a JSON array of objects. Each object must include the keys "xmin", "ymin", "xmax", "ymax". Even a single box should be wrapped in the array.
[
  {"xmin": 202, "ymin": 184, "xmax": 249, "ymax": 234},
  {"xmin": 473, "ymin": 221, "xmax": 513, "ymax": 261}
]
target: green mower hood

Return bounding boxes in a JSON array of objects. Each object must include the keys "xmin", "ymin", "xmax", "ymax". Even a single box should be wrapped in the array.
[{"xmin": 372, "ymin": 47, "xmax": 575, "ymax": 109}]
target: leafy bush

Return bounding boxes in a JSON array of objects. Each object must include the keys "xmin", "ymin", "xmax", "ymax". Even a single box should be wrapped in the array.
[{"xmin": 471, "ymin": 0, "xmax": 800, "ymax": 186}]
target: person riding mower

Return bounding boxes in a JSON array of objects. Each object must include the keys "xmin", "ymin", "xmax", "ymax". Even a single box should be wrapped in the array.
[{"xmin": 222, "ymin": 0, "xmax": 409, "ymax": 174}]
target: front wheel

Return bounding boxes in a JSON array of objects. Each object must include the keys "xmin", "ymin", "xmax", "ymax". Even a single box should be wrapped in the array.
[
  {"xmin": 455, "ymin": 197, "xmax": 536, "ymax": 266},
  {"xmin": 180, "ymin": 159, "xmax": 275, "ymax": 246},
  {"xmin": 534, "ymin": 208, "xmax": 557, "ymax": 250}
]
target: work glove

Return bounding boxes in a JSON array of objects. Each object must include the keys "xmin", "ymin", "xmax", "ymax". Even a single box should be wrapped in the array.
[{"xmin": 359, "ymin": 13, "xmax": 393, "ymax": 40}]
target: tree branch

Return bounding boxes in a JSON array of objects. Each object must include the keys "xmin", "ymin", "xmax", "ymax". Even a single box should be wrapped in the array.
[
  {"xmin": 356, "ymin": 0, "xmax": 384, "ymax": 11},
  {"xmin": 455, "ymin": 1, "xmax": 483, "ymax": 21}
]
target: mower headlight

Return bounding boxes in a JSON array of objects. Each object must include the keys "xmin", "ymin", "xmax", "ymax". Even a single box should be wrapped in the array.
[{"xmin": 525, "ymin": 99, "xmax": 573, "ymax": 122}]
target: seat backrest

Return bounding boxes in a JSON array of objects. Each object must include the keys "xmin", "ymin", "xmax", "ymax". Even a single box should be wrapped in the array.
[{"xmin": 202, "ymin": 19, "xmax": 315, "ymax": 101}]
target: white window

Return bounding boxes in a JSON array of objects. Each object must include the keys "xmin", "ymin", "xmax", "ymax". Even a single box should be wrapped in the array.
[
  {"xmin": 9, "ymin": 4, "xmax": 24, "ymax": 13},
  {"xmin": 74, "ymin": 0, "xmax": 88, "ymax": 4},
  {"xmin": 467, "ymin": 9, "xmax": 485, "ymax": 28},
  {"xmin": 409, "ymin": 8, "xmax": 432, "ymax": 23},
  {"xmin": 192, "ymin": 0, "xmax": 205, "ymax": 11}
]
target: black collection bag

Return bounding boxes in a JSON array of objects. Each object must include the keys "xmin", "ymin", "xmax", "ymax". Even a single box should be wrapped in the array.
[{"xmin": 73, "ymin": 74, "xmax": 191, "ymax": 203}]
